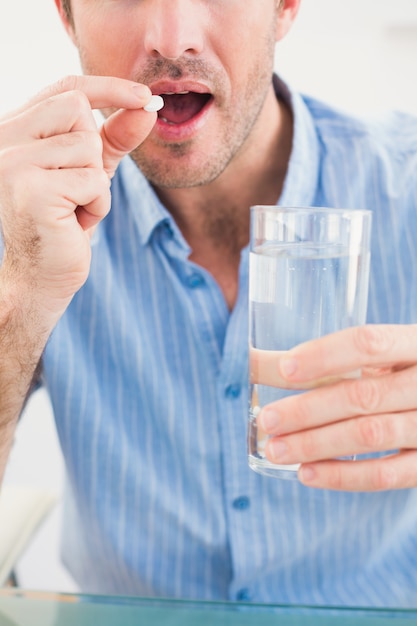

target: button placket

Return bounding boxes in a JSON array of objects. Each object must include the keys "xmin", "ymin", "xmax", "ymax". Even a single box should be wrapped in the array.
[
  {"xmin": 236, "ymin": 588, "xmax": 252, "ymax": 602},
  {"xmin": 232, "ymin": 496, "xmax": 250, "ymax": 511},
  {"xmin": 225, "ymin": 384, "xmax": 242, "ymax": 399},
  {"xmin": 186, "ymin": 273, "xmax": 205, "ymax": 289}
]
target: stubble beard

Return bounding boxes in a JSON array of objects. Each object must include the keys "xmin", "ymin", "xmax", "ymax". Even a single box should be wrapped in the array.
[
  {"xmin": 131, "ymin": 43, "xmax": 276, "ymax": 189},
  {"xmin": 77, "ymin": 27, "xmax": 277, "ymax": 190}
]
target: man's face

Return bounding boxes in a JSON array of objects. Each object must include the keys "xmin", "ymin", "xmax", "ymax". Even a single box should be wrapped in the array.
[{"xmin": 66, "ymin": 0, "xmax": 287, "ymax": 188}]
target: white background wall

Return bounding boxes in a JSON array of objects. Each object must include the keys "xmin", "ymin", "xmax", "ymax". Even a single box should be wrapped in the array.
[
  {"xmin": 1, "ymin": 0, "xmax": 417, "ymax": 592},
  {"xmin": 1, "ymin": 0, "xmax": 417, "ymax": 117}
]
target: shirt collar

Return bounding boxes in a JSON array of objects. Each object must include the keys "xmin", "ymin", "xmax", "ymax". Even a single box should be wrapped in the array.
[
  {"xmin": 111, "ymin": 75, "xmax": 321, "ymax": 246},
  {"xmin": 111, "ymin": 156, "xmax": 175, "ymax": 246},
  {"xmin": 273, "ymin": 75, "xmax": 321, "ymax": 207}
]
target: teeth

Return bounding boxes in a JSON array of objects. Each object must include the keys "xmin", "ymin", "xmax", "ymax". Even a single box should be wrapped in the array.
[
  {"xmin": 159, "ymin": 117, "xmax": 178, "ymax": 126},
  {"xmin": 162, "ymin": 91, "xmax": 190, "ymax": 95}
]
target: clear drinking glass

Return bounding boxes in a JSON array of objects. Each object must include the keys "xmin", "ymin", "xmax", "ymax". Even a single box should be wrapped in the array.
[{"xmin": 248, "ymin": 206, "xmax": 372, "ymax": 479}]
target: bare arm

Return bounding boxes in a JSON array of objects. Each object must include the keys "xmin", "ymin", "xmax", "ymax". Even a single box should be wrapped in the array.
[
  {"xmin": 0, "ymin": 279, "xmax": 56, "ymax": 480},
  {"xmin": 0, "ymin": 75, "xmax": 158, "ymax": 484}
]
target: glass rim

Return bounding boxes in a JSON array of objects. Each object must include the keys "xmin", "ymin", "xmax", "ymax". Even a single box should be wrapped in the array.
[{"xmin": 251, "ymin": 205, "xmax": 372, "ymax": 217}]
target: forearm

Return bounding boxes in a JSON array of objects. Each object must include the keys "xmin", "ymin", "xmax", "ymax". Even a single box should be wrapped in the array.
[
  {"xmin": 0, "ymin": 274, "xmax": 60, "ymax": 483},
  {"xmin": 0, "ymin": 75, "xmax": 157, "ymax": 482}
]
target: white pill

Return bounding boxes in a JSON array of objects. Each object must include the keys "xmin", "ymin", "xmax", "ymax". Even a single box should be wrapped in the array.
[{"xmin": 144, "ymin": 95, "xmax": 164, "ymax": 112}]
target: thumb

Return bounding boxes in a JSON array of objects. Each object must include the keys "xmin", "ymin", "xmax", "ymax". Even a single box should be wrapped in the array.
[{"xmin": 100, "ymin": 106, "xmax": 158, "ymax": 178}]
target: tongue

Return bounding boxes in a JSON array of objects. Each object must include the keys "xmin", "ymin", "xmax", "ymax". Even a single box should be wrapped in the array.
[{"xmin": 159, "ymin": 93, "xmax": 209, "ymax": 124}]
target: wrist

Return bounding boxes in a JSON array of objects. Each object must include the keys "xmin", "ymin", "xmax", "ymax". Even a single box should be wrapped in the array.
[{"xmin": 0, "ymin": 267, "xmax": 71, "ymax": 336}]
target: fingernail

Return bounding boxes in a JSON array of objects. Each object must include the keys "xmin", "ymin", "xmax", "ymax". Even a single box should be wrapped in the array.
[
  {"xmin": 299, "ymin": 465, "xmax": 316, "ymax": 483},
  {"xmin": 259, "ymin": 407, "xmax": 279, "ymax": 433},
  {"xmin": 269, "ymin": 439, "xmax": 288, "ymax": 461},
  {"xmin": 132, "ymin": 84, "xmax": 152, "ymax": 99},
  {"xmin": 280, "ymin": 356, "xmax": 298, "ymax": 379}
]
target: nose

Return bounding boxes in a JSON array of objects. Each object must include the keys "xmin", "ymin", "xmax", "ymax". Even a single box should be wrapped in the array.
[{"xmin": 143, "ymin": 0, "xmax": 205, "ymax": 60}]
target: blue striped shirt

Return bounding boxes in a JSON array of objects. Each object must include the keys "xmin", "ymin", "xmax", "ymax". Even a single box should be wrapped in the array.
[{"xmin": 9, "ymin": 78, "xmax": 417, "ymax": 606}]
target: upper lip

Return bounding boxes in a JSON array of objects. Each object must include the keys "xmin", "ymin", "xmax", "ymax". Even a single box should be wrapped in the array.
[{"xmin": 149, "ymin": 80, "xmax": 212, "ymax": 96}]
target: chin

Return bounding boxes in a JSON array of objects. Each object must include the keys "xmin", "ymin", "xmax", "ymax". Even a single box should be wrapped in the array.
[{"xmin": 131, "ymin": 147, "xmax": 228, "ymax": 189}]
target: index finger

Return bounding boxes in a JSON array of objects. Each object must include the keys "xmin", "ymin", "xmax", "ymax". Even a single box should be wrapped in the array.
[
  {"xmin": 5, "ymin": 75, "xmax": 152, "ymax": 119},
  {"xmin": 276, "ymin": 324, "xmax": 417, "ymax": 385},
  {"xmin": 250, "ymin": 348, "xmax": 343, "ymax": 389}
]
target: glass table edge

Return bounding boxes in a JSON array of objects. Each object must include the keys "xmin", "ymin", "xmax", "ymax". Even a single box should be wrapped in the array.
[{"xmin": 1, "ymin": 588, "xmax": 417, "ymax": 618}]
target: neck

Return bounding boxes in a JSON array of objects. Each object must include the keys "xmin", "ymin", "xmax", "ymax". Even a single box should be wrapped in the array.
[{"xmin": 155, "ymin": 85, "xmax": 293, "ymax": 308}]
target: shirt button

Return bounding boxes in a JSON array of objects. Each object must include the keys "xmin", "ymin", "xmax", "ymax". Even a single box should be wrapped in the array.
[
  {"xmin": 236, "ymin": 588, "xmax": 252, "ymax": 602},
  {"xmin": 232, "ymin": 496, "xmax": 250, "ymax": 511},
  {"xmin": 164, "ymin": 222, "xmax": 174, "ymax": 238},
  {"xmin": 186, "ymin": 273, "xmax": 205, "ymax": 289},
  {"xmin": 225, "ymin": 384, "xmax": 241, "ymax": 399}
]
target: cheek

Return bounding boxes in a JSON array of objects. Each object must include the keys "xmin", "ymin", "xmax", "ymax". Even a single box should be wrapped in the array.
[
  {"xmin": 74, "ymin": 12, "xmax": 141, "ymax": 78},
  {"xmin": 213, "ymin": 10, "xmax": 276, "ymax": 78},
  {"xmin": 78, "ymin": 32, "xmax": 137, "ymax": 78}
]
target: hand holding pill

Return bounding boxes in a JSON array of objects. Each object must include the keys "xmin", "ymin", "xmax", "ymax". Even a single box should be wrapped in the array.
[{"xmin": 0, "ymin": 75, "xmax": 162, "ymax": 314}]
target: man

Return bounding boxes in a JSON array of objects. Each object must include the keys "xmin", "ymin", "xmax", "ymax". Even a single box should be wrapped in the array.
[{"xmin": 1, "ymin": 0, "xmax": 417, "ymax": 607}]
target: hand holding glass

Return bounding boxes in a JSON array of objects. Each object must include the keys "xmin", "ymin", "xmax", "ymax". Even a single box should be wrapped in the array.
[{"xmin": 248, "ymin": 206, "xmax": 372, "ymax": 480}]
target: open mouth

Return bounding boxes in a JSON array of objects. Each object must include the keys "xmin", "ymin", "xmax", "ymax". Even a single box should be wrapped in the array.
[{"xmin": 157, "ymin": 92, "xmax": 212, "ymax": 125}]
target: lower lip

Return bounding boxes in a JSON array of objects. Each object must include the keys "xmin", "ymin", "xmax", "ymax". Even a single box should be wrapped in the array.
[{"xmin": 153, "ymin": 98, "xmax": 214, "ymax": 142}]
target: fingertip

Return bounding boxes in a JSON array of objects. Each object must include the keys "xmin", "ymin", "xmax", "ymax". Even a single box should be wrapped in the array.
[
  {"xmin": 101, "ymin": 106, "xmax": 157, "ymax": 178},
  {"xmin": 298, "ymin": 465, "xmax": 316, "ymax": 484},
  {"xmin": 131, "ymin": 84, "xmax": 152, "ymax": 102},
  {"xmin": 280, "ymin": 355, "xmax": 298, "ymax": 379},
  {"xmin": 259, "ymin": 406, "xmax": 280, "ymax": 433}
]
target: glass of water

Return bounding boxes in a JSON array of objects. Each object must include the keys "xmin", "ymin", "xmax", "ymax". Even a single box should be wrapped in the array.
[{"xmin": 248, "ymin": 206, "xmax": 372, "ymax": 479}]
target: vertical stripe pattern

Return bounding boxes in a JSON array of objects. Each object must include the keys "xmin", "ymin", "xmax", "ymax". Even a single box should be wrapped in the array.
[{"xmin": 25, "ymin": 78, "xmax": 417, "ymax": 606}]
